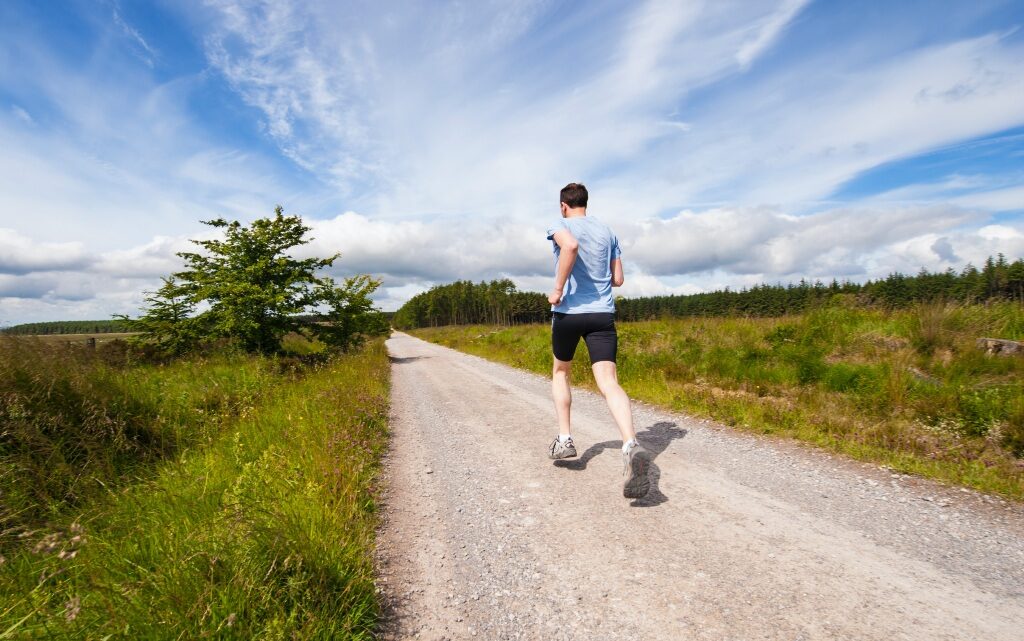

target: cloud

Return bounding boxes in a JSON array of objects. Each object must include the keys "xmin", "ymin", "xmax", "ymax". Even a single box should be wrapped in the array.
[
  {"xmin": 194, "ymin": 1, "xmax": 1024, "ymax": 225},
  {"xmin": 930, "ymin": 237, "xmax": 959, "ymax": 263},
  {"xmin": 198, "ymin": 0, "xmax": 813, "ymax": 218},
  {"xmin": 0, "ymin": 272, "xmax": 107, "ymax": 302},
  {"xmin": 113, "ymin": 8, "xmax": 157, "ymax": 67},
  {"xmin": 953, "ymin": 185, "xmax": 1024, "ymax": 211},
  {"xmin": 10, "ymin": 105, "xmax": 32, "ymax": 124},
  {"xmin": 201, "ymin": 0, "xmax": 383, "ymax": 192},
  {"xmin": 735, "ymin": 0, "xmax": 810, "ymax": 69},
  {"xmin": 0, "ymin": 229, "xmax": 91, "ymax": 274},
  {"xmin": 302, "ymin": 212, "xmax": 550, "ymax": 281},
  {"xmin": 623, "ymin": 204, "xmax": 982, "ymax": 277},
  {"xmin": 93, "ymin": 236, "xmax": 193, "ymax": 279}
]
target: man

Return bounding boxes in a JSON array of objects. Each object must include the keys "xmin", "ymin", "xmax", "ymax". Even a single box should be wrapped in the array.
[{"xmin": 545, "ymin": 182, "xmax": 650, "ymax": 499}]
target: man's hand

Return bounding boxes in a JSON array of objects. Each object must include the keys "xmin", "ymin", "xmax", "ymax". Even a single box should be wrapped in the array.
[{"xmin": 548, "ymin": 289, "xmax": 563, "ymax": 305}]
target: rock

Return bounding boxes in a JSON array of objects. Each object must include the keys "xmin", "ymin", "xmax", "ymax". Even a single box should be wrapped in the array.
[
  {"xmin": 906, "ymin": 366, "xmax": 941, "ymax": 386},
  {"xmin": 976, "ymin": 337, "xmax": 1023, "ymax": 356}
]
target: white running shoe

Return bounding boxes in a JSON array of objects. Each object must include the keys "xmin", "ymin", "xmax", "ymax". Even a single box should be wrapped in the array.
[
  {"xmin": 622, "ymin": 442, "xmax": 651, "ymax": 499},
  {"xmin": 548, "ymin": 436, "xmax": 578, "ymax": 459}
]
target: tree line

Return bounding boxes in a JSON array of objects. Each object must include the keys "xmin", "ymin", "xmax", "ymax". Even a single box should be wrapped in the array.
[
  {"xmin": 392, "ymin": 279, "xmax": 550, "ymax": 329},
  {"xmin": 618, "ymin": 254, "xmax": 1024, "ymax": 321},
  {"xmin": 2, "ymin": 320, "xmax": 129, "ymax": 335},
  {"xmin": 392, "ymin": 254, "xmax": 1024, "ymax": 328}
]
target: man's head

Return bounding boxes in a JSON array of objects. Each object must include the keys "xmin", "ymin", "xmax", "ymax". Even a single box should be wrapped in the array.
[{"xmin": 559, "ymin": 182, "xmax": 588, "ymax": 217}]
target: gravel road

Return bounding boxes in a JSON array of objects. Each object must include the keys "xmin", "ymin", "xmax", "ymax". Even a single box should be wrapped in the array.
[{"xmin": 375, "ymin": 332, "xmax": 1024, "ymax": 640}]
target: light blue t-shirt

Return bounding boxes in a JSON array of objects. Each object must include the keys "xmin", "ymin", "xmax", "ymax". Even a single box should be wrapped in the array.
[{"xmin": 546, "ymin": 216, "xmax": 622, "ymax": 314}]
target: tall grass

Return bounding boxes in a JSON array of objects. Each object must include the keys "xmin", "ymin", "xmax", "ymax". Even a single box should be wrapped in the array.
[
  {"xmin": 1, "ymin": 337, "xmax": 277, "ymax": 539},
  {"xmin": 411, "ymin": 302, "xmax": 1024, "ymax": 498},
  {"xmin": 0, "ymin": 338, "xmax": 389, "ymax": 638}
]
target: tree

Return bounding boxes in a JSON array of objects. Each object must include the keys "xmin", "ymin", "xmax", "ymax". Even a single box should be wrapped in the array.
[
  {"xmin": 311, "ymin": 274, "xmax": 390, "ymax": 351},
  {"xmin": 125, "ymin": 207, "xmax": 386, "ymax": 354},
  {"xmin": 116, "ymin": 276, "xmax": 197, "ymax": 355}
]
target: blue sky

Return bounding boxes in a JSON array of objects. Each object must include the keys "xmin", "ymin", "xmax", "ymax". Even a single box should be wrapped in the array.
[{"xmin": 1, "ymin": 0, "xmax": 1023, "ymax": 323}]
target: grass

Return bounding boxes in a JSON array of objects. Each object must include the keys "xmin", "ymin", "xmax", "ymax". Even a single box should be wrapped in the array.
[
  {"xmin": 0, "ymin": 337, "xmax": 389, "ymax": 639},
  {"xmin": 410, "ymin": 302, "xmax": 1024, "ymax": 499}
]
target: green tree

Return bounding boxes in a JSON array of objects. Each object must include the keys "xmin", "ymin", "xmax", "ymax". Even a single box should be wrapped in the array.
[
  {"xmin": 116, "ymin": 276, "xmax": 197, "ymax": 354},
  {"xmin": 126, "ymin": 207, "xmax": 386, "ymax": 354},
  {"xmin": 311, "ymin": 274, "xmax": 391, "ymax": 351}
]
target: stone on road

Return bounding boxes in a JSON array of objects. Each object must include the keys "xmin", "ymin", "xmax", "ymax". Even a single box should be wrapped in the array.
[{"xmin": 375, "ymin": 332, "xmax": 1024, "ymax": 640}]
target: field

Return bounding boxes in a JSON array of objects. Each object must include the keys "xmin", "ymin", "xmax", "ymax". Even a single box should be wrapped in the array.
[
  {"xmin": 411, "ymin": 302, "xmax": 1024, "ymax": 499},
  {"xmin": 28, "ymin": 332, "xmax": 140, "ymax": 344},
  {"xmin": 0, "ymin": 336, "xmax": 389, "ymax": 639}
]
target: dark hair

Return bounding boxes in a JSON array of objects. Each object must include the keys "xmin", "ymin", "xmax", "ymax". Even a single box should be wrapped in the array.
[{"xmin": 560, "ymin": 183, "xmax": 588, "ymax": 208}]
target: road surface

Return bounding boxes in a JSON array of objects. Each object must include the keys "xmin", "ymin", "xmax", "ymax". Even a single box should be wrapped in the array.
[{"xmin": 375, "ymin": 332, "xmax": 1024, "ymax": 640}]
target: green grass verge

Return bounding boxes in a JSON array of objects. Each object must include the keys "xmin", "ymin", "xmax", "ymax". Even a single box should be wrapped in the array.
[
  {"xmin": 1, "ymin": 340, "xmax": 389, "ymax": 639},
  {"xmin": 409, "ymin": 303, "xmax": 1024, "ymax": 499}
]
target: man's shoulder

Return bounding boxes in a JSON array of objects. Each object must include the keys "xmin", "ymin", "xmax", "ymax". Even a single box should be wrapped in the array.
[{"xmin": 578, "ymin": 216, "xmax": 615, "ymax": 237}]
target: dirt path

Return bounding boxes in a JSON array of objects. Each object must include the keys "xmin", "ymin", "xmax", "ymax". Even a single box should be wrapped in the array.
[{"xmin": 375, "ymin": 332, "xmax": 1024, "ymax": 641}]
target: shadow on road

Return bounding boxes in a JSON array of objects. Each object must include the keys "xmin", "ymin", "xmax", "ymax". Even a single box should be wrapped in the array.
[
  {"xmin": 388, "ymin": 355, "xmax": 432, "ymax": 364},
  {"xmin": 554, "ymin": 421, "xmax": 687, "ymax": 508},
  {"xmin": 630, "ymin": 421, "xmax": 687, "ymax": 508}
]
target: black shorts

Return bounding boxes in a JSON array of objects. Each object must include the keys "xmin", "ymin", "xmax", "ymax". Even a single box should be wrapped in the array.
[{"xmin": 551, "ymin": 312, "xmax": 617, "ymax": 363}]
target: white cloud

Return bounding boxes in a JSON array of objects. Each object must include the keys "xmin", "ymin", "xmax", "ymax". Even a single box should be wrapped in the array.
[
  {"xmin": 0, "ymin": 229, "xmax": 91, "ymax": 274},
  {"xmin": 953, "ymin": 185, "xmax": 1024, "ymax": 211},
  {"xmin": 735, "ymin": 0, "xmax": 810, "ymax": 69},
  {"xmin": 302, "ymin": 212, "xmax": 550, "ymax": 280},
  {"xmin": 198, "ymin": 0, "xmax": 812, "ymax": 219},
  {"xmin": 10, "ymin": 105, "xmax": 32, "ymax": 124},
  {"xmin": 113, "ymin": 8, "xmax": 157, "ymax": 67},
  {"xmin": 93, "ymin": 236, "xmax": 193, "ymax": 279}
]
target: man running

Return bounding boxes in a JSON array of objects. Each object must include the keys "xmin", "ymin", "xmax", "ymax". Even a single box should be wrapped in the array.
[{"xmin": 545, "ymin": 182, "xmax": 650, "ymax": 499}]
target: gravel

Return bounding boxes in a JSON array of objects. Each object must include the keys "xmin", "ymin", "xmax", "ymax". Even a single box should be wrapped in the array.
[{"xmin": 375, "ymin": 332, "xmax": 1024, "ymax": 640}]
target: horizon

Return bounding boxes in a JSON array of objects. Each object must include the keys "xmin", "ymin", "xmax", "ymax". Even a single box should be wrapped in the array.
[
  {"xmin": 2, "ymin": 1, "xmax": 1023, "ymax": 324},
  {"xmin": 5, "ymin": 252, "xmax": 1020, "ymax": 329}
]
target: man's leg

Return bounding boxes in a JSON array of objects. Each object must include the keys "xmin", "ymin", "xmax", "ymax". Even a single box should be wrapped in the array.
[
  {"xmin": 591, "ymin": 361, "xmax": 636, "ymax": 443},
  {"xmin": 593, "ymin": 360, "xmax": 649, "ymax": 497},
  {"xmin": 552, "ymin": 358, "xmax": 573, "ymax": 436},
  {"xmin": 549, "ymin": 313, "xmax": 579, "ymax": 459}
]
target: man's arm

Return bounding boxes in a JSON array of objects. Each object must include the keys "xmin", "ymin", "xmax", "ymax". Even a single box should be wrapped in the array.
[
  {"xmin": 549, "ymin": 229, "xmax": 578, "ymax": 304},
  {"xmin": 611, "ymin": 257, "xmax": 624, "ymax": 287}
]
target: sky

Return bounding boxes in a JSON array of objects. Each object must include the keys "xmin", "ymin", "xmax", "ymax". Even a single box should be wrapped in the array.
[{"xmin": 1, "ymin": 0, "xmax": 1023, "ymax": 324}]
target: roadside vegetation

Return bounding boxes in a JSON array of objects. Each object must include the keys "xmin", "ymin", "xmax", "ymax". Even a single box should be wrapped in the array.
[
  {"xmin": 1, "ymin": 337, "xmax": 389, "ymax": 638},
  {"xmin": 411, "ymin": 301, "xmax": 1024, "ymax": 499},
  {"xmin": 1, "ymin": 208, "xmax": 391, "ymax": 638}
]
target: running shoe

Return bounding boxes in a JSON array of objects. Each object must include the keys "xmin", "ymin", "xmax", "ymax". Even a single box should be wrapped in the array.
[
  {"xmin": 622, "ymin": 442, "xmax": 651, "ymax": 498},
  {"xmin": 548, "ymin": 436, "xmax": 578, "ymax": 459}
]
